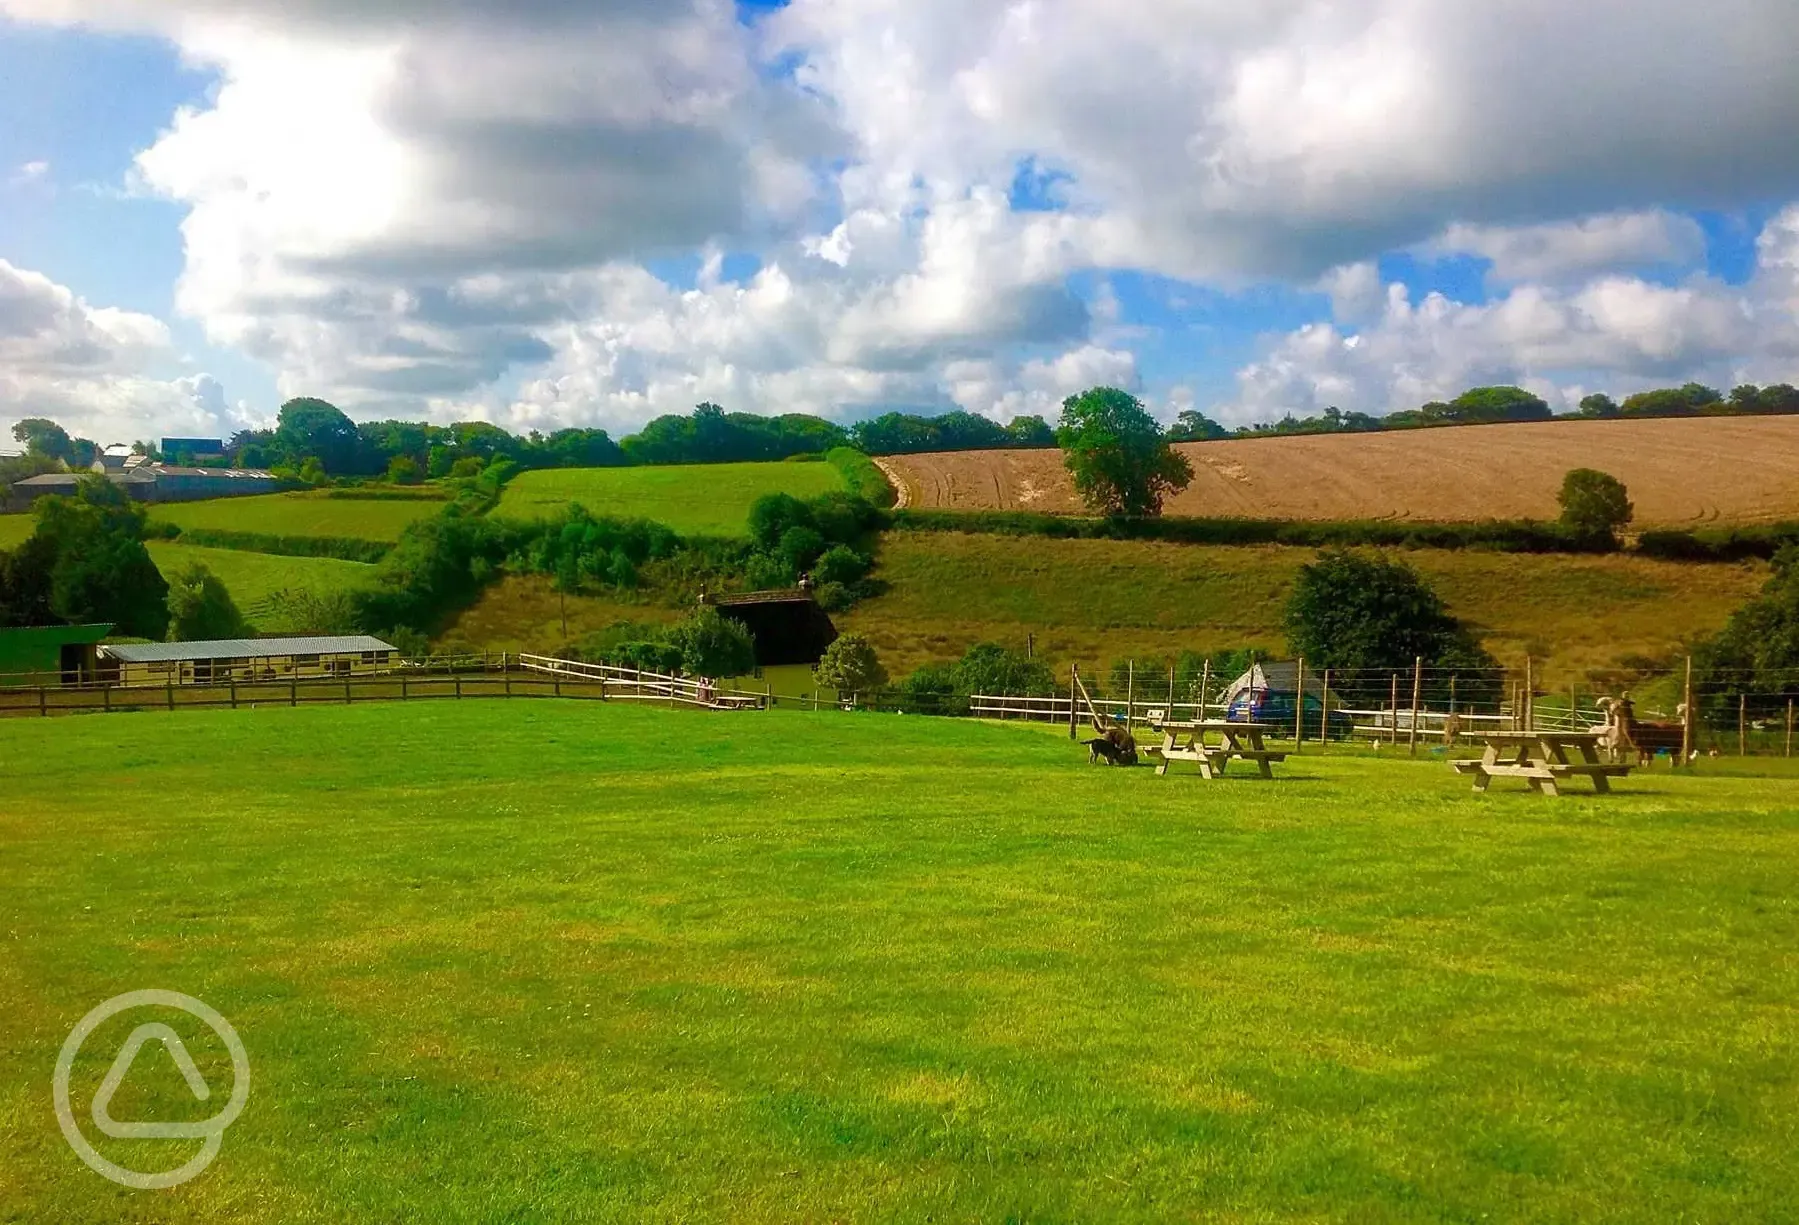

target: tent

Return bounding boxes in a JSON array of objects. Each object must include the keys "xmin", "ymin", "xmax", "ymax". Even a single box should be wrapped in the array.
[{"xmin": 1220, "ymin": 660, "xmax": 1352, "ymax": 737}]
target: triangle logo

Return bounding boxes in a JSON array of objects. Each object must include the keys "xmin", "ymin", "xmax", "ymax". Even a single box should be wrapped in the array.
[{"xmin": 91, "ymin": 1023, "xmax": 216, "ymax": 1140}]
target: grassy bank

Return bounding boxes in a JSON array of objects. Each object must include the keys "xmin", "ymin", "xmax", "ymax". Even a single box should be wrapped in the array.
[
  {"xmin": 496, "ymin": 461, "xmax": 848, "ymax": 537},
  {"xmin": 145, "ymin": 542, "xmax": 379, "ymax": 631},
  {"xmin": 2, "ymin": 701, "xmax": 1796, "ymax": 1221},
  {"xmin": 150, "ymin": 491, "xmax": 442, "ymax": 543},
  {"xmin": 840, "ymin": 534, "xmax": 1767, "ymax": 684}
]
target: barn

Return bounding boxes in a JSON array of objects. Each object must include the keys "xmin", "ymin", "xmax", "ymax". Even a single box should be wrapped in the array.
[
  {"xmin": 707, "ymin": 589, "xmax": 839, "ymax": 667},
  {"xmin": 98, "ymin": 635, "xmax": 399, "ymax": 687}
]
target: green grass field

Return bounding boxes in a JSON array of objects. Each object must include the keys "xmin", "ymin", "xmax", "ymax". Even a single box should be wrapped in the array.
[
  {"xmin": 497, "ymin": 461, "xmax": 848, "ymax": 537},
  {"xmin": 149, "ymin": 492, "xmax": 443, "ymax": 542},
  {"xmin": 146, "ymin": 542, "xmax": 378, "ymax": 631},
  {"xmin": 0, "ymin": 512, "xmax": 32, "ymax": 550},
  {"xmin": 843, "ymin": 534, "xmax": 1768, "ymax": 686},
  {"xmin": 2, "ymin": 701, "xmax": 1795, "ymax": 1222}
]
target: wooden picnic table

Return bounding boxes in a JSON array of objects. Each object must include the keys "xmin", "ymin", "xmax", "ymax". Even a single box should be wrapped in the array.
[
  {"xmin": 1147, "ymin": 717, "xmax": 1287, "ymax": 780},
  {"xmin": 1452, "ymin": 730, "xmax": 1632, "ymax": 795}
]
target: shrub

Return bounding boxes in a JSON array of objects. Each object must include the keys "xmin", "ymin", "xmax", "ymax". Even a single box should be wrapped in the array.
[
  {"xmin": 952, "ymin": 643, "xmax": 1058, "ymax": 696},
  {"xmin": 897, "ymin": 662, "xmax": 969, "ymax": 716},
  {"xmin": 812, "ymin": 544, "xmax": 870, "ymax": 586},
  {"xmin": 668, "ymin": 606, "xmax": 757, "ymax": 678},
  {"xmin": 812, "ymin": 581, "xmax": 852, "ymax": 612},
  {"xmin": 779, "ymin": 525, "xmax": 827, "ymax": 572},
  {"xmin": 387, "ymin": 455, "xmax": 421, "ymax": 484},
  {"xmin": 165, "ymin": 563, "xmax": 252, "ymax": 642},
  {"xmin": 813, "ymin": 634, "xmax": 888, "ymax": 697},
  {"xmin": 748, "ymin": 493, "xmax": 815, "ymax": 549}
]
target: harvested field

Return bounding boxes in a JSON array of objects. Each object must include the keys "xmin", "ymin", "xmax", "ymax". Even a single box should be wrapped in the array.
[{"xmin": 883, "ymin": 416, "xmax": 1799, "ymax": 526}]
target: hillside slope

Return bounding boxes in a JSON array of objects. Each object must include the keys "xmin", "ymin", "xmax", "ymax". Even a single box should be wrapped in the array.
[{"xmin": 884, "ymin": 416, "xmax": 1799, "ymax": 526}]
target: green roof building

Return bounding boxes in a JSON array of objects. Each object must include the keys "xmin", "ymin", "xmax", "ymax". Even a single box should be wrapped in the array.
[{"xmin": 0, "ymin": 624, "xmax": 114, "ymax": 687}]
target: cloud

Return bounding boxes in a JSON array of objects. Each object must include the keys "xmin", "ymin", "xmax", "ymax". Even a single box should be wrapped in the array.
[
  {"xmin": 3, "ymin": 0, "xmax": 1799, "ymax": 433},
  {"xmin": 1429, "ymin": 211, "xmax": 1709, "ymax": 284},
  {"xmin": 0, "ymin": 261, "xmax": 254, "ymax": 443},
  {"xmin": 1229, "ymin": 207, "xmax": 1799, "ymax": 420},
  {"xmin": 8, "ymin": 160, "xmax": 50, "ymax": 189}
]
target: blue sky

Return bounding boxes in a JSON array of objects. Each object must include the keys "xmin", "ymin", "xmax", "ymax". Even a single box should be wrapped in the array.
[{"xmin": 2, "ymin": 0, "xmax": 1796, "ymax": 445}]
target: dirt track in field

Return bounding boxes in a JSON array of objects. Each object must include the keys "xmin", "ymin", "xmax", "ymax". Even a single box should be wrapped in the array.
[{"xmin": 882, "ymin": 416, "xmax": 1799, "ymax": 526}]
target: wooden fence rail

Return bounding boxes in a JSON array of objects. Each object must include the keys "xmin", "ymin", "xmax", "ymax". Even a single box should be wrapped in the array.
[{"xmin": 0, "ymin": 654, "xmax": 771, "ymax": 720}]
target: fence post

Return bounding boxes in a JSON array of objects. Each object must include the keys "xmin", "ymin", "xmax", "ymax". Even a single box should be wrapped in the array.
[
  {"xmin": 1068, "ymin": 667, "xmax": 1078, "ymax": 739},
  {"xmin": 103, "ymin": 685, "xmax": 111, "ymax": 713},
  {"xmin": 39, "ymin": 687, "xmax": 47, "ymax": 717},
  {"xmin": 504, "ymin": 671, "xmax": 512, "ymax": 698},
  {"xmin": 167, "ymin": 679, "xmax": 175, "ymax": 712},
  {"xmin": 230, "ymin": 680, "xmax": 237, "ymax": 710},
  {"xmin": 1739, "ymin": 694, "xmax": 1747, "ymax": 757},
  {"xmin": 555, "ymin": 675, "xmax": 562, "ymax": 699},
  {"xmin": 1524, "ymin": 656, "xmax": 1534, "ymax": 731},
  {"xmin": 1389, "ymin": 674, "xmax": 1399, "ymax": 744},
  {"xmin": 402, "ymin": 674, "xmax": 409, "ymax": 701},
  {"xmin": 1320, "ymin": 668, "xmax": 1331, "ymax": 742},
  {"xmin": 1408, "ymin": 656, "xmax": 1422, "ymax": 756},
  {"xmin": 455, "ymin": 676, "xmax": 463, "ymax": 701},
  {"xmin": 1787, "ymin": 697, "xmax": 1795, "ymax": 758},
  {"xmin": 1199, "ymin": 660, "xmax": 1211, "ymax": 722},
  {"xmin": 1294, "ymin": 656, "xmax": 1306, "ymax": 747},
  {"xmin": 1681, "ymin": 656, "xmax": 1694, "ymax": 766},
  {"xmin": 291, "ymin": 678, "xmax": 298, "ymax": 707},
  {"xmin": 1126, "ymin": 661, "xmax": 1134, "ymax": 733}
]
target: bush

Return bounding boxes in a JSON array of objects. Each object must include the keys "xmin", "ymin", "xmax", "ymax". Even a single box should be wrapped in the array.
[
  {"xmin": 387, "ymin": 455, "xmax": 421, "ymax": 484},
  {"xmin": 748, "ymin": 493, "xmax": 814, "ymax": 550},
  {"xmin": 668, "ymin": 606, "xmax": 757, "ymax": 678},
  {"xmin": 166, "ymin": 563, "xmax": 252, "ymax": 642},
  {"xmin": 896, "ymin": 662, "xmax": 970, "ymax": 716},
  {"xmin": 813, "ymin": 633, "xmax": 888, "ymax": 696},
  {"xmin": 779, "ymin": 525, "xmax": 827, "ymax": 572},
  {"xmin": 812, "ymin": 581, "xmax": 852, "ymax": 612},
  {"xmin": 813, "ymin": 544, "xmax": 871, "ymax": 586},
  {"xmin": 172, "ymin": 528, "xmax": 392, "ymax": 563},
  {"xmin": 952, "ymin": 643, "xmax": 1058, "ymax": 696}
]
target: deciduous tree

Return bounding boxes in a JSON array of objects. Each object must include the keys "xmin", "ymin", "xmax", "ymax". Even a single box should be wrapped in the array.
[{"xmin": 1056, "ymin": 387, "xmax": 1194, "ymax": 517}]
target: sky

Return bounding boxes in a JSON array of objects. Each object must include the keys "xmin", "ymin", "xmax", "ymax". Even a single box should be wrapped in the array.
[{"xmin": 2, "ymin": 0, "xmax": 1798, "ymax": 448}]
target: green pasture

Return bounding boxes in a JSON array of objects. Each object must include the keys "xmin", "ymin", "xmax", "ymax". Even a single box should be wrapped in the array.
[
  {"xmin": 149, "ymin": 492, "xmax": 442, "ymax": 542},
  {"xmin": 146, "ymin": 542, "xmax": 378, "ymax": 631},
  {"xmin": 496, "ymin": 461, "xmax": 847, "ymax": 537},
  {"xmin": 0, "ymin": 512, "xmax": 32, "ymax": 550},
  {"xmin": 2, "ymin": 702, "xmax": 1796, "ymax": 1222}
]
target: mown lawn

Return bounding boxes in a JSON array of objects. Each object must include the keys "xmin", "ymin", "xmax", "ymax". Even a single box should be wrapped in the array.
[
  {"xmin": 842, "ymin": 534, "xmax": 1767, "ymax": 686},
  {"xmin": 0, "ymin": 512, "xmax": 32, "ymax": 550},
  {"xmin": 497, "ymin": 461, "xmax": 847, "ymax": 537},
  {"xmin": 149, "ymin": 493, "xmax": 443, "ymax": 542},
  {"xmin": 145, "ymin": 542, "xmax": 379, "ymax": 632},
  {"xmin": 1, "ymin": 702, "xmax": 1795, "ymax": 1222}
]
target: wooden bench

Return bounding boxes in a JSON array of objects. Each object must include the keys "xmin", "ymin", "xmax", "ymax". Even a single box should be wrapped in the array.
[
  {"xmin": 1453, "ymin": 731, "xmax": 1632, "ymax": 795},
  {"xmin": 1148, "ymin": 718, "xmax": 1286, "ymax": 780}
]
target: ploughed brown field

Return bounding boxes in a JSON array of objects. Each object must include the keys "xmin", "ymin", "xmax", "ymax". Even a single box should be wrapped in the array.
[{"xmin": 883, "ymin": 416, "xmax": 1799, "ymax": 526}]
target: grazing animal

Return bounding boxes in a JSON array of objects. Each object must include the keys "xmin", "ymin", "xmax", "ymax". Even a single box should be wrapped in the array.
[{"xmin": 1597, "ymin": 695, "xmax": 1687, "ymax": 767}]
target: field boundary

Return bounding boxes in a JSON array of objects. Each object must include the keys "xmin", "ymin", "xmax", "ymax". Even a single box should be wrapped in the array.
[{"xmin": 0, "ymin": 654, "xmax": 770, "ymax": 719}]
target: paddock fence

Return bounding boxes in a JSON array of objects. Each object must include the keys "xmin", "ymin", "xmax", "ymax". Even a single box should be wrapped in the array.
[{"xmin": 0, "ymin": 652, "xmax": 770, "ymax": 719}]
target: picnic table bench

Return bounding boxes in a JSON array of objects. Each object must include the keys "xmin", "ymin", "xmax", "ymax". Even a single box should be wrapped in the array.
[
  {"xmin": 1145, "ymin": 713, "xmax": 1287, "ymax": 779},
  {"xmin": 1452, "ymin": 730, "xmax": 1632, "ymax": 795}
]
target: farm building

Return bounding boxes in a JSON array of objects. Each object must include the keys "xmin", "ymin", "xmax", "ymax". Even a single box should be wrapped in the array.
[
  {"xmin": 0, "ymin": 624, "xmax": 114, "ymax": 687},
  {"xmin": 706, "ymin": 589, "xmax": 839, "ymax": 666},
  {"xmin": 98, "ymin": 635, "xmax": 399, "ymax": 687},
  {"xmin": 5, "ymin": 463, "xmax": 278, "ymax": 511},
  {"xmin": 1221, "ymin": 660, "xmax": 1353, "ymax": 737}
]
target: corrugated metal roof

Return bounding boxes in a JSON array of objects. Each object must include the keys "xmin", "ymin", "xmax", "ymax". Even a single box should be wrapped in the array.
[{"xmin": 101, "ymin": 635, "xmax": 396, "ymax": 663}]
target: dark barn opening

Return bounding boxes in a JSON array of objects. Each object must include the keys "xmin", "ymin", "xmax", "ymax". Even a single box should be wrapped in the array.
[{"xmin": 709, "ymin": 590, "xmax": 839, "ymax": 667}]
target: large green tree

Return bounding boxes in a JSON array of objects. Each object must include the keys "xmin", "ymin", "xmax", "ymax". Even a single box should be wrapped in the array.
[
  {"xmin": 1284, "ymin": 550, "xmax": 1496, "ymax": 702},
  {"xmin": 11, "ymin": 418, "xmax": 74, "ymax": 462},
  {"xmin": 813, "ymin": 634, "xmax": 888, "ymax": 699},
  {"xmin": 1695, "ymin": 547, "xmax": 1799, "ymax": 716},
  {"xmin": 166, "ymin": 563, "xmax": 253, "ymax": 642},
  {"xmin": 1056, "ymin": 387, "xmax": 1195, "ymax": 517},
  {"xmin": 668, "ymin": 606, "xmax": 757, "ymax": 678},
  {"xmin": 276, "ymin": 397, "xmax": 363, "ymax": 474},
  {"xmin": 1557, "ymin": 468, "xmax": 1633, "ymax": 545},
  {"xmin": 6, "ymin": 476, "xmax": 170, "ymax": 637}
]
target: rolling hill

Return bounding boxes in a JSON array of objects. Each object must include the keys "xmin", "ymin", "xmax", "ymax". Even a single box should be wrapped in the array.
[
  {"xmin": 497, "ymin": 460, "xmax": 848, "ymax": 536},
  {"xmin": 883, "ymin": 416, "xmax": 1799, "ymax": 527},
  {"xmin": 149, "ymin": 490, "xmax": 444, "ymax": 541}
]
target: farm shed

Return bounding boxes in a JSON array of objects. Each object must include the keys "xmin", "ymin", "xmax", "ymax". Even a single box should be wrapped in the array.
[
  {"xmin": 1221, "ymin": 660, "xmax": 1352, "ymax": 737},
  {"xmin": 707, "ymin": 589, "xmax": 839, "ymax": 667},
  {"xmin": 0, "ymin": 624, "xmax": 113, "ymax": 687},
  {"xmin": 99, "ymin": 635, "xmax": 398, "ymax": 687}
]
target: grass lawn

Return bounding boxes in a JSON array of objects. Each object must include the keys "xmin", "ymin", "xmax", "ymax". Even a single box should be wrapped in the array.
[
  {"xmin": 843, "ymin": 534, "xmax": 1768, "ymax": 686},
  {"xmin": 146, "ymin": 542, "xmax": 379, "ymax": 632},
  {"xmin": 2, "ymin": 702, "xmax": 1796, "ymax": 1222},
  {"xmin": 496, "ymin": 461, "xmax": 847, "ymax": 537},
  {"xmin": 0, "ymin": 512, "xmax": 33, "ymax": 550},
  {"xmin": 149, "ymin": 492, "xmax": 443, "ymax": 542}
]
